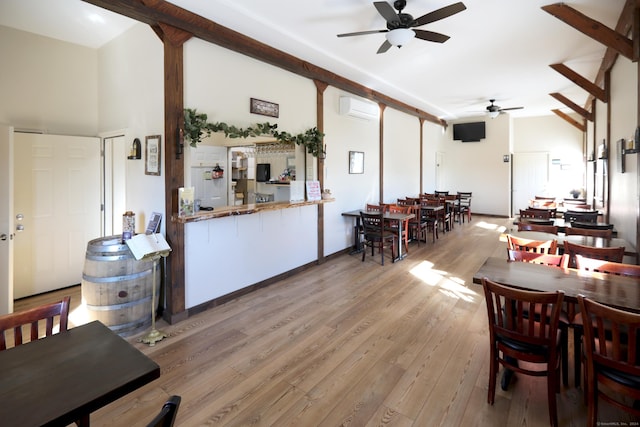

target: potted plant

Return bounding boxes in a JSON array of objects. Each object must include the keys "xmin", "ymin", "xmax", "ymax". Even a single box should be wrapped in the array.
[
  {"xmin": 182, "ymin": 108, "xmax": 325, "ymax": 157},
  {"xmin": 569, "ymin": 188, "xmax": 582, "ymax": 199},
  {"xmin": 183, "ymin": 108, "xmax": 216, "ymax": 147}
]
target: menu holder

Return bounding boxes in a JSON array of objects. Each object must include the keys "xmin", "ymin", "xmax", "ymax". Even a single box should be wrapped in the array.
[
  {"xmin": 125, "ymin": 233, "xmax": 171, "ymax": 261},
  {"xmin": 145, "ymin": 212, "xmax": 162, "ymax": 235}
]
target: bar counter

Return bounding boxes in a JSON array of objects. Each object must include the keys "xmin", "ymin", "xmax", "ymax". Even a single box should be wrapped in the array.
[{"xmin": 172, "ymin": 198, "xmax": 334, "ymax": 223}]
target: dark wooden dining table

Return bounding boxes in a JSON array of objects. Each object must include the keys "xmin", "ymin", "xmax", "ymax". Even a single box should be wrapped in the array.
[
  {"xmin": 473, "ymin": 256, "xmax": 640, "ymax": 312},
  {"xmin": 0, "ymin": 320, "xmax": 160, "ymax": 427},
  {"xmin": 342, "ymin": 209, "xmax": 414, "ymax": 261}
]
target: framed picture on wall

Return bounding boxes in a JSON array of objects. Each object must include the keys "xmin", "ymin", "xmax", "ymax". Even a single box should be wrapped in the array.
[
  {"xmin": 145, "ymin": 135, "xmax": 161, "ymax": 176},
  {"xmin": 349, "ymin": 151, "xmax": 364, "ymax": 174}
]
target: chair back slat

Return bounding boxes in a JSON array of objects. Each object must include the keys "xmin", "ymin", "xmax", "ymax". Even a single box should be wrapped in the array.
[{"xmin": 506, "ymin": 234, "xmax": 558, "ymax": 255}]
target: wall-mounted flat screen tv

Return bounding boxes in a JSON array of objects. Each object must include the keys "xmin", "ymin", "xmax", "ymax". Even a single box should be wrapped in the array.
[{"xmin": 453, "ymin": 121, "xmax": 486, "ymax": 142}]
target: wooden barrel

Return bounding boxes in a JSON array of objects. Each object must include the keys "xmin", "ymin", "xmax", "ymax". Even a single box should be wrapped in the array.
[{"xmin": 81, "ymin": 235, "xmax": 160, "ymax": 337}]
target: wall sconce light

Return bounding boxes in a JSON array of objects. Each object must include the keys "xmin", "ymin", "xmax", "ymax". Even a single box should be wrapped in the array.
[{"xmin": 128, "ymin": 138, "xmax": 141, "ymax": 159}]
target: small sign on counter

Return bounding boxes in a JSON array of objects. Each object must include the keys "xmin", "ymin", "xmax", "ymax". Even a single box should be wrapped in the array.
[
  {"xmin": 306, "ymin": 180, "xmax": 321, "ymax": 201},
  {"xmin": 290, "ymin": 181, "xmax": 305, "ymax": 203}
]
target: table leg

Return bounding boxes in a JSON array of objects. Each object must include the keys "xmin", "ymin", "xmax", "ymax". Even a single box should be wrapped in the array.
[
  {"xmin": 76, "ymin": 414, "xmax": 90, "ymax": 427},
  {"xmin": 349, "ymin": 216, "xmax": 363, "ymax": 255}
]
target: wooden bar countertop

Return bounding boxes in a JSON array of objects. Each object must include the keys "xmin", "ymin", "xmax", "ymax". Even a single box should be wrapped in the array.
[{"xmin": 172, "ymin": 198, "xmax": 334, "ymax": 224}]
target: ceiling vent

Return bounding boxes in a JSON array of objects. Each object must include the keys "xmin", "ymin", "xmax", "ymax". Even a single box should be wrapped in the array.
[{"xmin": 339, "ymin": 97, "xmax": 378, "ymax": 121}]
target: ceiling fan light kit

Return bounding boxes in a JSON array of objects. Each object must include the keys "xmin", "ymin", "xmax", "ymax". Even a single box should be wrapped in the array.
[
  {"xmin": 337, "ymin": 1, "xmax": 466, "ymax": 54},
  {"xmin": 485, "ymin": 99, "xmax": 523, "ymax": 118},
  {"xmin": 385, "ymin": 28, "xmax": 414, "ymax": 47}
]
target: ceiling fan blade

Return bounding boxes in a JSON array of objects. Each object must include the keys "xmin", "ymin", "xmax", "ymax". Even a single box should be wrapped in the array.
[
  {"xmin": 414, "ymin": 29, "xmax": 450, "ymax": 43},
  {"xmin": 377, "ymin": 39, "xmax": 393, "ymax": 54},
  {"xmin": 337, "ymin": 29, "xmax": 388, "ymax": 38},
  {"xmin": 412, "ymin": 2, "xmax": 467, "ymax": 27},
  {"xmin": 499, "ymin": 107, "xmax": 524, "ymax": 111},
  {"xmin": 374, "ymin": 1, "xmax": 400, "ymax": 25}
]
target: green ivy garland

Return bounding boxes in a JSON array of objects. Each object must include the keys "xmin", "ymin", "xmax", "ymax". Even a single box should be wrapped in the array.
[{"xmin": 183, "ymin": 108, "xmax": 325, "ymax": 157}]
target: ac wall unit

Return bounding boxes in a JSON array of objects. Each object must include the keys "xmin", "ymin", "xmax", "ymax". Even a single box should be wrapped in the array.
[{"xmin": 339, "ymin": 97, "xmax": 378, "ymax": 121}]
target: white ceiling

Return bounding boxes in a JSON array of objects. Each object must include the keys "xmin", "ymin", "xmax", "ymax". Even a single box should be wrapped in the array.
[{"xmin": 0, "ymin": 0, "xmax": 627, "ymax": 121}]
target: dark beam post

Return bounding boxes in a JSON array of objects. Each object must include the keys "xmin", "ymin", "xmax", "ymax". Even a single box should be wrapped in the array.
[
  {"xmin": 154, "ymin": 23, "xmax": 192, "ymax": 323},
  {"xmin": 314, "ymin": 80, "xmax": 328, "ymax": 264}
]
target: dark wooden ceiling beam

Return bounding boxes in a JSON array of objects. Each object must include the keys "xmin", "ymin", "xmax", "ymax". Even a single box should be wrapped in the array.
[
  {"xmin": 552, "ymin": 109, "xmax": 586, "ymax": 131},
  {"xmin": 549, "ymin": 92, "xmax": 594, "ymax": 121},
  {"xmin": 549, "ymin": 63, "xmax": 607, "ymax": 102},
  {"xmin": 593, "ymin": 0, "xmax": 636, "ymax": 92},
  {"xmin": 542, "ymin": 3, "xmax": 634, "ymax": 60},
  {"xmin": 82, "ymin": 0, "xmax": 445, "ymax": 126}
]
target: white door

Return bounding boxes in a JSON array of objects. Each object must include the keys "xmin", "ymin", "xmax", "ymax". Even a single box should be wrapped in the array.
[
  {"xmin": 14, "ymin": 133, "xmax": 101, "ymax": 298},
  {"xmin": 0, "ymin": 124, "xmax": 14, "ymax": 315},
  {"xmin": 102, "ymin": 135, "xmax": 127, "ymax": 236},
  {"xmin": 512, "ymin": 152, "xmax": 549, "ymax": 216}
]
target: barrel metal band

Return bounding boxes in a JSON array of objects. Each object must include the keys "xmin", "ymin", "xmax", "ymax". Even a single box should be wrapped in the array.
[
  {"xmin": 82, "ymin": 268, "xmax": 153, "ymax": 283},
  {"xmin": 85, "ymin": 294, "xmax": 152, "ymax": 310}
]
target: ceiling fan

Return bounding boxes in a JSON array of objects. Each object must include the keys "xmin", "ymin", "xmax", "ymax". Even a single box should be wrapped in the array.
[
  {"xmin": 486, "ymin": 99, "xmax": 524, "ymax": 118},
  {"xmin": 337, "ymin": 0, "xmax": 466, "ymax": 54}
]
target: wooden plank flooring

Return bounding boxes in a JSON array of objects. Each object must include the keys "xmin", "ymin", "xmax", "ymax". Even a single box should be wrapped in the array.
[{"xmin": 16, "ymin": 215, "xmax": 636, "ymax": 426}]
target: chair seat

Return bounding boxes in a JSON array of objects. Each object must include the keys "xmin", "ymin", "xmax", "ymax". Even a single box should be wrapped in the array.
[
  {"xmin": 498, "ymin": 330, "xmax": 560, "ymax": 356},
  {"xmin": 600, "ymin": 367, "xmax": 640, "ymax": 388}
]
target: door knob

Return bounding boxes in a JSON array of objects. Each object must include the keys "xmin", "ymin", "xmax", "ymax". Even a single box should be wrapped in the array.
[
  {"xmin": 16, "ymin": 224, "xmax": 24, "ymax": 232},
  {"xmin": 16, "ymin": 214, "xmax": 24, "ymax": 221},
  {"xmin": 0, "ymin": 234, "xmax": 7, "ymax": 241}
]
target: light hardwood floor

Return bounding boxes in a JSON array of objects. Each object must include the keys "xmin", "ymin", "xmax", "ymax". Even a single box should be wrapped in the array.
[{"xmin": 17, "ymin": 215, "xmax": 635, "ymax": 426}]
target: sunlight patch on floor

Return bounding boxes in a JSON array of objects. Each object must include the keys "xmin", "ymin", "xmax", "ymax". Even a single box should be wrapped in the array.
[
  {"xmin": 410, "ymin": 260, "xmax": 478, "ymax": 302},
  {"xmin": 475, "ymin": 221, "xmax": 506, "ymax": 233},
  {"xmin": 69, "ymin": 303, "xmax": 90, "ymax": 326}
]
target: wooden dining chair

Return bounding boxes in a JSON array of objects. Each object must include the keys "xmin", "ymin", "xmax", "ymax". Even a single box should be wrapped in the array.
[
  {"xmin": 506, "ymin": 234, "xmax": 558, "ymax": 255},
  {"xmin": 507, "ymin": 249, "xmax": 571, "ymax": 386},
  {"xmin": 566, "ymin": 242, "xmax": 627, "ymax": 387},
  {"xmin": 575, "ymin": 255, "xmax": 640, "ymax": 277},
  {"xmin": 403, "ymin": 203, "xmax": 427, "ymax": 245},
  {"xmin": 577, "ymin": 295, "xmax": 640, "ymax": 427},
  {"xmin": 571, "ymin": 254, "xmax": 640, "ymax": 392},
  {"xmin": 0, "ymin": 296, "xmax": 71, "ymax": 350},
  {"xmin": 520, "ymin": 208, "xmax": 552, "ymax": 220},
  {"xmin": 565, "ymin": 227, "xmax": 612, "ymax": 239},
  {"xmin": 564, "ymin": 210, "xmax": 599, "ymax": 223},
  {"xmin": 146, "ymin": 395, "xmax": 181, "ymax": 427},
  {"xmin": 563, "ymin": 241, "xmax": 625, "ymax": 269},
  {"xmin": 517, "ymin": 223, "xmax": 559, "ymax": 234},
  {"xmin": 457, "ymin": 191, "xmax": 472, "ymax": 222},
  {"xmin": 482, "ymin": 278, "xmax": 564, "ymax": 427},
  {"xmin": 388, "ymin": 204, "xmax": 410, "ymax": 254},
  {"xmin": 570, "ymin": 222, "xmax": 614, "ymax": 231},
  {"xmin": 528, "ymin": 206, "xmax": 558, "ymax": 218},
  {"xmin": 360, "ymin": 211, "xmax": 396, "ymax": 265},
  {"xmin": 507, "ymin": 249, "xmax": 568, "ymax": 268}
]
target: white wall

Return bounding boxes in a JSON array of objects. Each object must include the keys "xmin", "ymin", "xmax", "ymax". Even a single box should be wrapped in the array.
[
  {"xmin": 608, "ymin": 56, "xmax": 638, "ymax": 245},
  {"xmin": 98, "ymin": 23, "xmax": 165, "ymax": 234},
  {"xmin": 513, "ymin": 114, "xmax": 584, "ymax": 198},
  {"xmin": 323, "ymin": 88, "xmax": 380, "ymax": 256},
  {"xmin": 383, "ymin": 108, "xmax": 421, "ymax": 203},
  {"xmin": 0, "ymin": 25, "xmax": 98, "ymax": 135},
  {"xmin": 437, "ymin": 114, "xmax": 511, "ymax": 216}
]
